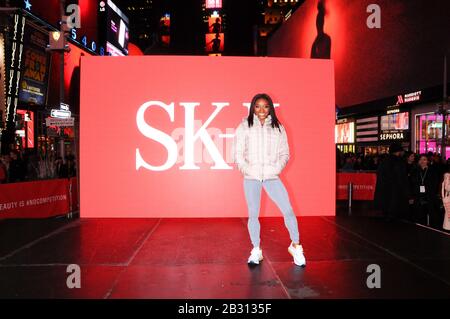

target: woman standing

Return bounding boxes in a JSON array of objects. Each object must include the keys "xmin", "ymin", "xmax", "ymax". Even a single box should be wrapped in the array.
[{"xmin": 234, "ymin": 93, "xmax": 306, "ymax": 267}]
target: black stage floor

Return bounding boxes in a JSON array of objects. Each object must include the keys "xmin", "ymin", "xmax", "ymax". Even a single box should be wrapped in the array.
[{"xmin": 0, "ymin": 214, "xmax": 450, "ymax": 299}]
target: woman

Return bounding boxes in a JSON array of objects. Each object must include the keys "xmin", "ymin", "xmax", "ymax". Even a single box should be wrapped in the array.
[{"xmin": 234, "ymin": 93, "xmax": 306, "ymax": 267}]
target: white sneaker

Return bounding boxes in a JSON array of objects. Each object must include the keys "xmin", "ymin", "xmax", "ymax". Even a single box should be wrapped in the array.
[
  {"xmin": 247, "ymin": 247, "xmax": 263, "ymax": 265},
  {"xmin": 288, "ymin": 242, "xmax": 306, "ymax": 267}
]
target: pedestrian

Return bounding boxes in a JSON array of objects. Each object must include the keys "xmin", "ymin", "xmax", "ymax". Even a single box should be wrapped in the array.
[
  {"xmin": 405, "ymin": 151, "xmax": 417, "ymax": 178},
  {"xmin": 410, "ymin": 154, "xmax": 440, "ymax": 226},
  {"xmin": 0, "ymin": 155, "xmax": 8, "ymax": 184},
  {"xmin": 234, "ymin": 93, "xmax": 306, "ymax": 267},
  {"xmin": 374, "ymin": 142, "xmax": 410, "ymax": 221},
  {"xmin": 8, "ymin": 150, "xmax": 25, "ymax": 183},
  {"xmin": 341, "ymin": 156, "xmax": 354, "ymax": 172}
]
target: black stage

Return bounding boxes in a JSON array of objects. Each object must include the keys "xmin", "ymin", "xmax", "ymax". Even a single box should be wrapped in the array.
[{"xmin": 1, "ymin": 210, "xmax": 450, "ymax": 298}]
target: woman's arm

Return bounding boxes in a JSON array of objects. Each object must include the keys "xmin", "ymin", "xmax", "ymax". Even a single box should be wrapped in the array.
[
  {"xmin": 277, "ymin": 126, "xmax": 290, "ymax": 172},
  {"xmin": 233, "ymin": 122, "xmax": 249, "ymax": 175}
]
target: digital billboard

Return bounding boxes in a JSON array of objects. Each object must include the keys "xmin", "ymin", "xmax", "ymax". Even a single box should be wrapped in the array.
[
  {"xmin": 205, "ymin": 33, "xmax": 224, "ymax": 53},
  {"xmin": 99, "ymin": 0, "xmax": 129, "ymax": 56},
  {"xmin": 380, "ymin": 112, "xmax": 409, "ymax": 131},
  {"xmin": 335, "ymin": 122, "xmax": 355, "ymax": 144}
]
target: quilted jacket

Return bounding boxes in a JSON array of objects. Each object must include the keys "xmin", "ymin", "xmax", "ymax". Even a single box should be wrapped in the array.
[{"xmin": 233, "ymin": 113, "xmax": 290, "ymax": 181}]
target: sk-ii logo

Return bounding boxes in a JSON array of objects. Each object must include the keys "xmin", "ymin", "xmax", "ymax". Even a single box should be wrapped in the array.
[{"xmin": 136, "ymin": 100, "xmax": 280, "ymax": 171}]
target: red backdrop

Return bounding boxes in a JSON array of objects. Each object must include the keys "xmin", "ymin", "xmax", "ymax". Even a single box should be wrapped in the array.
[
  {"xmin": 267, "ymin": 0, "xmax": 450, "ymax": 107},
  {"xmin": 80, "ymin": 56, "xmax": 335, "ymax": 217}
]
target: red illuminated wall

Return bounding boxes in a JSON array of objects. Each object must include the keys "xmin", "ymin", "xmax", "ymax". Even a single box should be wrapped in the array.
[
  {"xmin": 268, "ymin": 0, "xmax": 450, "ymax": 107},
  {"xmin": 48, "ymin": 43, "xmax": 92, "ymax": 112},
  {"xmin": 80, "ymin": 56, "xmax": 335, "ymax": 217}
]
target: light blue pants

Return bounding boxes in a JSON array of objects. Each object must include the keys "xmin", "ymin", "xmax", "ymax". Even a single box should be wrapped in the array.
[{"xmin": 243, "ymin": 178, "xmax": 300, "ymax": 248}]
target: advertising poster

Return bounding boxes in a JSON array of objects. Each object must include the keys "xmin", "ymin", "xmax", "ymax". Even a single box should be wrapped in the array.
[{"xmin": 18, "ymin": 22, "xmax": 49, "ymax": 106}]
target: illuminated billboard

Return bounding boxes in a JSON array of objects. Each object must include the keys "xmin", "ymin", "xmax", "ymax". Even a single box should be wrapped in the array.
[
  {"xmin": 160, "ymin": 14, "xmax": 171, "ymax": 46},
  {"xmin": 335, "ymin": 122, "xmax": 355, "ymax": 144},
  {"xmin": 18, "ymin": 22, "xmax": 49, "ymax": 106},
  {"xmin": 380, "ymin": 112, "xmax": 409, "ymax": 131},
  {"xmin": 205, "ymin": 33, "xmax": 224, "ymax": 52},
  {"xmin": 205, "ymin": 0, "xmax": 222, "ymax": 9},
  {"xmin": 208, "ymin": 15, "xmax": 222, "ymax": 34},
  {"xmin": 99, "ymin": 0, "xmax": 129, "ymax": 56}
]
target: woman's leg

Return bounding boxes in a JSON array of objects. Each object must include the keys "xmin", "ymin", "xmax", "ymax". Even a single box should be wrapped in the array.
[
  {"xmin": 262, "ymin": 178, "xmax": 300, "ymax": 244},
  {"xmin": 243, "ymin": 178, "xmax": 263, "ymax": 248}
]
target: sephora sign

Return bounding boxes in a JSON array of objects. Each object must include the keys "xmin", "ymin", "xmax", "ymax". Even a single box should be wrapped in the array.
[{"xmin": 80, "ymin": 56, "xmax": 335, "ymax": 217}]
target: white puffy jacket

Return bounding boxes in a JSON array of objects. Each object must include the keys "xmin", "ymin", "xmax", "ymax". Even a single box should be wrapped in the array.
[{"xmin": 233, "ymin": 113, "xmax": 290, "ymax": 181}]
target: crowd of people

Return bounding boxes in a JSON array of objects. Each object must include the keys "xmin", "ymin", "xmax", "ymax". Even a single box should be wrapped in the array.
[
  {"xmin": 337, "ymin": 150, "xmax": 450, "ymax": 174},
  {"xmin": 336, "ymin": 144, "xmax": 450, "ymax": 230},
  {"xmin": 0, "ymin": 149, "xmax": 77, "ymax": 184},
  {"xmin": 372, "ymin": 142, "xmax": 448, "ymax": 230}
]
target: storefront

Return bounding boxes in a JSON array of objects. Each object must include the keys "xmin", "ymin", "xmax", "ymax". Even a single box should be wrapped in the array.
[
  {"xmin": 377, "ymin": 106, "xmax": 411, "ymax": 152},
  {"xmin": 345, "ymin": 107, "xmax": 411, "ymax": 157},
  {"xmin": 411, "ymin": 101, "xmax": 450, "ymax": 159},
  {"xmin": 338, "ymin": 87, "xmax": 448, "ymax": 157}
]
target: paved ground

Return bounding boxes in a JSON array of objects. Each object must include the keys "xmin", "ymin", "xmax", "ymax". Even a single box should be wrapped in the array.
[{"xmin": 1, "ymin": 212, "xmax": 450, "ymax": 298}]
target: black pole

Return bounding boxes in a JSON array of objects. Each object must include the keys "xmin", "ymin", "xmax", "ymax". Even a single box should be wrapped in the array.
[{"xmin": 441, "ymin": 55, "xmax": 448, "ymax": 161}]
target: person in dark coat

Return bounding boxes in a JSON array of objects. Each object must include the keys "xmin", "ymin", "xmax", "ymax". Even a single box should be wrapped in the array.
[
  {"xmin": 8, "ymin": 150, "xmax": 25, "ymax": 183},
  {"xmin": 374, "ymin": 142, "xmax": 411, "ymax": 221},
  {"xmin": 410, "ymin": 154, "xmax": 441, "ymax": 227},
  {"xmin": 405, "ymin": 151, "xmax": 417, "ymax": 178}
]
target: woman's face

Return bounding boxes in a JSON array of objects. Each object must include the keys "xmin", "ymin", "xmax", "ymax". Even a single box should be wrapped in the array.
[{"xmin": 253, "ymin": 98, "xmax": 270, "ymax": 121}]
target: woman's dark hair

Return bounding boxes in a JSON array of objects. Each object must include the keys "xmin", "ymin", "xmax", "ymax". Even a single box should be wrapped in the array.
[{"xmin": 247, "ymin": 93, "xmax": 282, "ymax": 132}]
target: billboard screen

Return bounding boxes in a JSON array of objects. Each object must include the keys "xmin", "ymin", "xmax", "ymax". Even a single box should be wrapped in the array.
[
  {"xmin": 380, "ymin": 112, "xmax": 409, "ymax": 131},
  {"xmin": 335, "ymin": 122, "xmax": 355, "ymax": 144},
  {"xmin": 205, "ymin": 33, "xmax": 224, "ymax": 53},
  {"xmin": 18, "ymin": 22, "xmax": 49, "ymax": 106}
]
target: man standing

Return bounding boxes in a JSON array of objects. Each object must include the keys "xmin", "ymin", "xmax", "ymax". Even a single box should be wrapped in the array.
[
  {"xmin": 410, "ymin": 154, "xmax": 440, "ymax": 227},
  {"xmin": 374, "ymin": 142, "xmax": 410, "ymax": 221}
]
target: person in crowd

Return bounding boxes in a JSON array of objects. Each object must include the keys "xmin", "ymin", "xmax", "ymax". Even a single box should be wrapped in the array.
[
  {"xmin": 26, "ymin": 152, "xmax": 39, "ymax": 181},
  {"xmin": 405, "ymin": 151, "xmax": 417, "ymax": 178},
  {"xmin": 341, "ymin": 156, "xmax": 354, "ymax": 171},
  {"xmin": 353, "ymin": 156, "xmax": 365, "ymax": 171},
  {"xmin": 8, "ymin": 150, "xmax": 26, "ymax": 183},
  {"xmin": 0, "ymin": 155, "xmax": 8, "ymax": 184},
  {"xmin": 431, "ymin": 153, "xmax": 446, "ymax": 179},
  {"xmin": 366, "ymin": 155, "xmax": 379, "ymax": 171},
  {"xmin": 55, "ymin": 156, "xmax": 64, "ymax": 178},
  {"xmin": 59, "ymin": 157, "xmax": 77, "ymax": 178},
  {"xmin": 446, "ymin": 158, "xmax": 450, "ymax": 172},
  {"xmin": 410, "ymin": 154, "xmax": 441, "ymax": 226},
  {"xmin": 374, "ymin": 142, "xmax": 411, "ymax": 222},
  {"xmin": 336, "ymin": 147, "xmax": 343, "ymax": 171}
]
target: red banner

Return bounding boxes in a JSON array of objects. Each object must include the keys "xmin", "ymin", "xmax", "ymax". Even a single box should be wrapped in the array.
[
  {"xmin": 336, "ymin": 173, "xmax": 377, "ymax": 200},
  {"xmin": 0, "ymin": 178, "xmax": 78, "ymax": 219}
]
